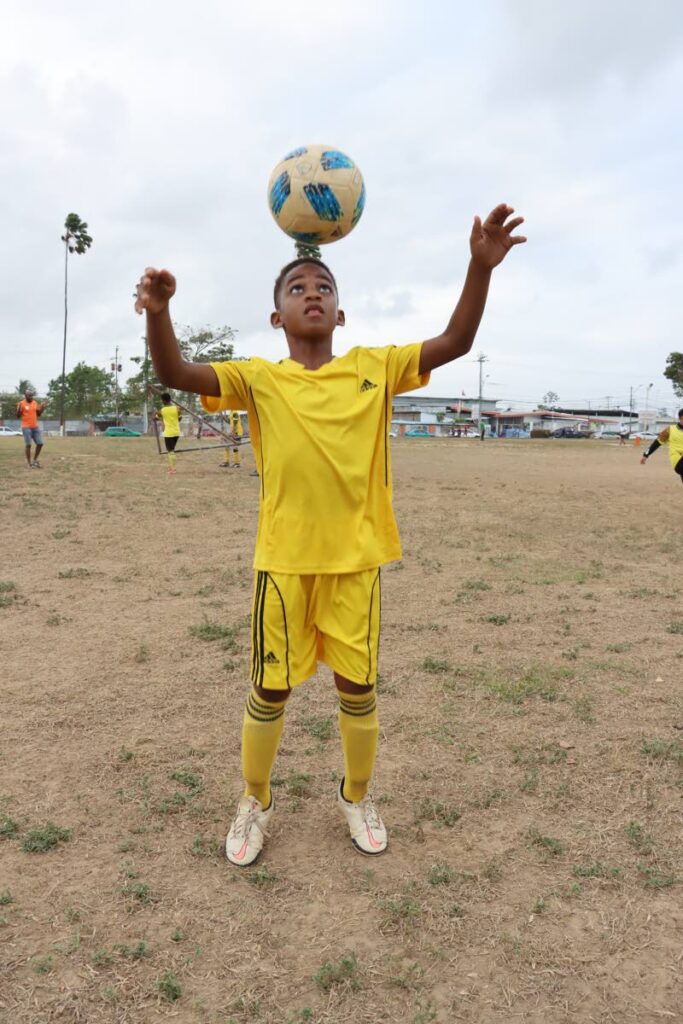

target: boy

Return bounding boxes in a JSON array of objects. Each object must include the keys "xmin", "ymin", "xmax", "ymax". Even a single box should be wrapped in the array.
[
  {"xmin": 154, "ymin": 392, "xmax": 182, "ymax": 474},
  {"xmin": 640, "ymin": 409, "xmax": 683, "ymax": 485},
  {"xmin": 220, "ymin": 409, "xmax": 244, "ymax": 468},
  {"xmin": 135, "ymin": 203, "xmax": 526, "ymax": 865},
  {"xmin": 17, "ymin": 388, "xmax": 47, "ymax": 468}
]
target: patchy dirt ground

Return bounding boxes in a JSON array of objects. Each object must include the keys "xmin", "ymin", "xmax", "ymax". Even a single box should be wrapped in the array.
[{"xmin": 0, "ymin": 435, "xmax": 681, "ymax": 1024}]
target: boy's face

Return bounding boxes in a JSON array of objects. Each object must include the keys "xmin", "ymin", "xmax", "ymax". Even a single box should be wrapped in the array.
[{"xmin": 271, "ymin": 263, "xmax": 344, "ymax": 339}]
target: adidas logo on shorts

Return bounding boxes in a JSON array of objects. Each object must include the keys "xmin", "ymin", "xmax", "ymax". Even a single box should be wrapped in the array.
[
  {"xmin": 263, "ymin": 651, "xmax": 279, "ymax": 664},
  {"xmin": 360, "ymin": 378, "xmax": 378, "ymax": 392}
]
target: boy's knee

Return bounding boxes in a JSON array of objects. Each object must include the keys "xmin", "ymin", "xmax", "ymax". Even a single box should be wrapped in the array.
[
  {"xmin": 253, "ymin": 684, "xmax": 290, "ymax": 705},
  {"xmin": 334, "ymin": 672, "xmax": 374, "ymax": 696}
]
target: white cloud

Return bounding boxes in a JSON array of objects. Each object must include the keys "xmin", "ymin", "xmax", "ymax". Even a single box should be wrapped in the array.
[{"xmin": 0, "ymin": 0, "xmax": 681, "ymax": 413}]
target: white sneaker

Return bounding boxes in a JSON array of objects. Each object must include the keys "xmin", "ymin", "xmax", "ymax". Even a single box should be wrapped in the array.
[
  {"xmin": 225, "ymin": 795, "xmax": 273, "ymax": 866},
  {"xmin": 337, "ymin": 779, "xmax": 387, "ymax": 855}
]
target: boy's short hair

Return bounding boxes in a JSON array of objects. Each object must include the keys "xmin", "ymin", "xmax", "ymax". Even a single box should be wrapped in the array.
[
  {"xmin": 273, "ymin": 258, "xmax": 338, "ymax": 308},
  {"xmin": 161, "ymin": 392, "xmax": 171, "ymax": 403}
]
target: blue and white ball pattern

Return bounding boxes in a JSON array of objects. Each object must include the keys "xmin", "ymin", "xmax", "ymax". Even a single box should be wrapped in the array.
[{"xmin": 267, "ymin": 144, "xmax": 365, "ymax": 245}]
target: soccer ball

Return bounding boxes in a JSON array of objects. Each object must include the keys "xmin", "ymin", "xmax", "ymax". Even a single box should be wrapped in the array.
[{"xmin": 267, "ymin": 144, "xmax": 365, "ymax": 246}]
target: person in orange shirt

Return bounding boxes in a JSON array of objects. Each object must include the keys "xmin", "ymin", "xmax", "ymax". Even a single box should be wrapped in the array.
[{"xmin": 16, "ymin": 388, "xmax": 47, "ymax": 468}]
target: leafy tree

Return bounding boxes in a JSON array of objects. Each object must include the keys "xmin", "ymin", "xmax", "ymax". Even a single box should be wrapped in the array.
[
  {"xmin": 664, "ymin": 352, "xmax": 683, "ymax": 398},
  {"xmin": 0, "ymin": 383, "xmax": 44, "ymax": 418},
  {"xmin": 60, "ymin": 213, "xmax": 93, "ymax": 432},
  {"xmin": 175, "ymin": 324, "xmax": 236, "ymax": 364},
  {"xmin": 0, "ymin": 393, "xmax": 22, "ymax": 419},
  {"xmin": 47, "ymin": 362, "xmax": 113, "ymax": 419},
  {"xmin": 539, "ymin": 390, "xmax": 559, "ymax": 410},
  {"xmin": 121, "ymin": 325, "xmax": 238, "ymax": 416},
  {"xmin": 121, "ymin": 342, "xmax": 159, "ymax": 416}
]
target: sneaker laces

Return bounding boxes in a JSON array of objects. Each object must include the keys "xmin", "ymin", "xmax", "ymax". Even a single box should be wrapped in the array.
[
  {"xmin": 233, "ymin": 799, "xmax": 268, "ymax": 841},
  {"xmin": 360, "ymin": 793, "xmax": 382, "ymax": 830}
]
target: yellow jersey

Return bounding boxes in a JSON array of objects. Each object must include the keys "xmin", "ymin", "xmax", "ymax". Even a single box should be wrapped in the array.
[
  {"xmin": 201, "ymin": 344, "xmax": 429, "ymax": 573},
  {"xmin": 228, "ymin": 410, "xmax": 244, "ymax": 437},
  {"xmin": 659, "ymin": 424, "xmax": 683, "ymax": 469},
  {"xmin": 159, "ymin": 405, "xmax": 181, "ymax": 437}
]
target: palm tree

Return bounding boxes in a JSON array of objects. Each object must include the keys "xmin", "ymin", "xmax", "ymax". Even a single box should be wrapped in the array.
[{"xmin": 60, "ymin": 214, "xmax": 93, "ymax": 434}]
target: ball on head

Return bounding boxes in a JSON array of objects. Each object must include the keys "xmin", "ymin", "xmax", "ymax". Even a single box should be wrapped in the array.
[{"xmin": 267, "ymin": 145, "xmax": 365, "ymax": 248}]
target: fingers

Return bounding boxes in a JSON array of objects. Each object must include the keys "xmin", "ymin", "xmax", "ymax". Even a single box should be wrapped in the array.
[
  {"xmin": 504, "ymin": 216, "xmax": 524, "ymax": 234},
  {"xmin": 485, "ymin": 203, "xmax": 513, "ymax": 225},
  {"xmin": 509, "ymin": 235, "xmax": 527, "ymax": 246},
  {"xmin": 134, "ymin": 267, "xmax": 158, "ymax": 314},
  {"xmin": 134, "ymin": 267, "xmax": 176, "ymax": 314}
]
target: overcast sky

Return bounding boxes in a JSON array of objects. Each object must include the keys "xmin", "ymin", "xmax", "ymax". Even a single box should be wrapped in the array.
[{"xmin": 2, "ymin": 0, "xmax": 682, "ymax": 412}]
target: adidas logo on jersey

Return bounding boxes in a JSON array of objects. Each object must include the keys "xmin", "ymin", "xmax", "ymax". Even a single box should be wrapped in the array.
[
  {"xmin": 360, "ymin": 378, "xmax": 378, "ymax": 392},
  {"xmin": 263, "ymin": 651, "xmax": 279, "ymax": 664}
]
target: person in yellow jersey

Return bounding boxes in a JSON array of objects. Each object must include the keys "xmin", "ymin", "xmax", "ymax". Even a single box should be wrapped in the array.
[
  {"xmin": 220, "ymin": 409, "xmax": 244, "ymax": 468},
  {"xmin": 154, "ymin": 392, "xmax": 182, "ymax": 474},
  {"xmin": 640, "ymin": 408, "xmax": 683, "ymax": 486},
  {"xmin": 135, "ymin": 202, "xmax": 527, "ymax": 865}
]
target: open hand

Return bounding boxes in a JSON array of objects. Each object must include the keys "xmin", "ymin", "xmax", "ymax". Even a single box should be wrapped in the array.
[
  {"xmin": 134, "ymin": 267, "xmax": 176, "ymax": 315},
  {"xmin": 470, "ymin": 204, "xmax": 526, "ymax": 270}
]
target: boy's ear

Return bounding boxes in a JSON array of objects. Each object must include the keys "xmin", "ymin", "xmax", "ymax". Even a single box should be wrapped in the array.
[
  {"xmin": 270, "ymin": 309, "xmax": 283, "ymax": 330},
  {"xmin": 337, "ymin": 308, "xmax": 345, "ymax": 327}
]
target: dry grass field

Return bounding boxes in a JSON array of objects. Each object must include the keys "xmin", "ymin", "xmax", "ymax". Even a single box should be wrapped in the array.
[{"xmin": 0, "ymin": 435, "xmax": 681, "ymax": 1024}]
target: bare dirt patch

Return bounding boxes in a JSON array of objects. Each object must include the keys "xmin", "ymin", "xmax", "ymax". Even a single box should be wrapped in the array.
[{"xmin": 1, "ymin": 436, "xmax": 681, "ymax": 1023}]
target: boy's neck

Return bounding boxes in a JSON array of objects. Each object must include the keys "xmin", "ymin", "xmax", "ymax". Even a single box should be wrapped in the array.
[{"xmin": 285, "ymin": 335, "xmax": 335, "ymax": 371}]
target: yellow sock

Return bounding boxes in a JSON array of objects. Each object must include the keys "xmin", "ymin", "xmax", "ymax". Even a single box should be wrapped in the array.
[
  {"xmin": 167, "ymin": 452, "xmax": 177, "ymax": 470},
  {"xmin": 338, "ymin": 687, "xmax": 378, "ymax": 803},
  {"xmin": 222, "ymin": 447, "xmax": 230, "ymax": 465},
  {"xmin": 242, "ymin": 689, "xmax": 287, "ymax": 807},
  {"xmin": 232, "ymin": 448, "xmax": 241, "ymax": 467}
]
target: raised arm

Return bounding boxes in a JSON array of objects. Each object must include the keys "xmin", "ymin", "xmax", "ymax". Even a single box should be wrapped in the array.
[
  {"xmin": 134, "ymin": 268, "xmax": 221, "ymax": 396},
  {"xmin": 641, "ymin": 428, "xmax": 670, "ymax": 465},
  {"xmin": 419, "ymin": 204, "xmax": 526, "ymax": 374}
]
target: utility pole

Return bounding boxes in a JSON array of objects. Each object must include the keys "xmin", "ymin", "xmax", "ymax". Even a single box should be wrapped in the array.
[
  {"xmin": 142, "ymin": 335, "xmax": 149, "ymax": 434},
  {"xmin": 110, "ymin": 346, "xmax": 121, "ymax": 425},
  {"xmin": 476, "ymin": 353, "xmax": 488, "ymax": 439}
]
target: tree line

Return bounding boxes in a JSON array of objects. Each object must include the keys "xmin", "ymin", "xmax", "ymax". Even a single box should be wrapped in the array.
[{"xmin": 2, "ymin": 325, "xmax": 236, "ymax": 421}]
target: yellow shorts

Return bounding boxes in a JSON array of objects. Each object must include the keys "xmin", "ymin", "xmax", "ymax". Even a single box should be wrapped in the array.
[{"xmin": 250, "ymin": 569, "xmax": 381, "ymax": 690}]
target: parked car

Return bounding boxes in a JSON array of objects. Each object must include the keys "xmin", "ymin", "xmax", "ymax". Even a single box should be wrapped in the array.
[
  {"xmin": 405, "ymin": 429, "xmax": 435, "ymax": 437},
  {"xmin": 552, "ymin": 428, "xmax": 591, "ymax": 439},
  {"xmin": 104, "ymin": 426, "xmax": 141, "ymax": 437},
  {"xmin": 0, "ymin": 425, "xmax": 22, "ymax": 436}
]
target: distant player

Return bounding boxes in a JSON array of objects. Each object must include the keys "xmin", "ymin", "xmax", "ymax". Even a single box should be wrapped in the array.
[
  {"xmin": 135, "ymin": 202, "xmax": 526, "ymax": 865},
  {"xmin": 154, "ymin": 392, "xmax": 182, "ymax": 474},
  {"xmin": 17, "ymin": 388, "xmax": 47, "ymax": 468},
  {"xmin": 640, "ymin": 408, "xmax": 683, "ymax": 485},
  {"xmin": 220, "ymin": 410, "xmax": 244, "ymax": 468}
]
